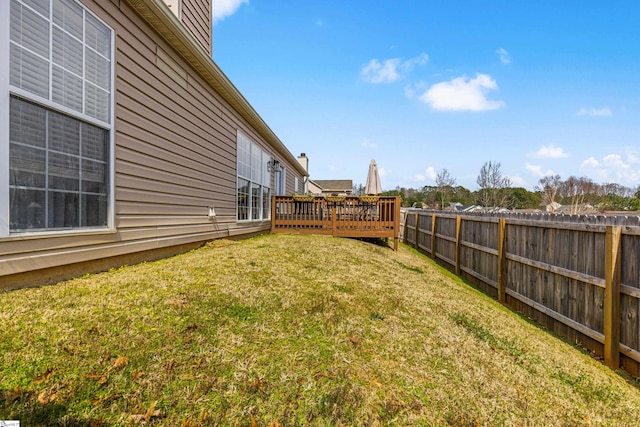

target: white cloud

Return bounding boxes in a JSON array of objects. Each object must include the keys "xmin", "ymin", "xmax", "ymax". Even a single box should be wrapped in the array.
[
  {"xmin": 360, "ymin": 139, "xmax": 378, "ymax": 148},
  {"xmin": 526, "ymin": 163, "xmax": 554, "ymax": 177},
  {"xmin": 580, "ymin": 153, "xmax": 640, "ymax": 185},
  {"xmin": 404, "ymin": 85, "xmax": 416, "ymax": 98},
  {"xmin": 379, "ymin": 167, "xmax": 389, "ymax": 177},
  {"xmin": 603, "ymin": 154, "xmax": 627, "ymax": 168},
  {"xmin": 361, "ymin": 53, "xmax": 428, "ymax": 84},
  {"xmin": 581, "ymin": 156, "xmax": 600, "ymax": 168},
  {"xmin": 496, "ymin": 48, "xmax": 511, "ymax": 64},
  {"xmin": 404, "ymin": 81, "xmax": 426, "ymax": 99},
  {"xmin": 418, "ymin": 74, "xmax": 506, "ymax": 112},
  {"xmin": 402, "ymin": 53, "xmax": 429, "ymax": 69},
  {"xmin": 361, "ymin": 58, "xmax": 401, "ymax": 83},
  {"xmin": 530, "ymin": 145, "xmax": 569, "ymax": 159},
  {"xmin": 212, "ymin": 0, "xmax": 248, "ymax": 24},
  {"xmin": 576, "ymin": 107, "xmax": 613, "ymax": 117},
  {"xmin": 411, "ymin": 166, "xmax": 437, "ymax": 183},
  {"xmin": 425, "ymin": 166, "xmax": 437, "ymax": 181},
  {"xmin": 509, "ymin": 174, "xmax": 525, "ymax": 186}
]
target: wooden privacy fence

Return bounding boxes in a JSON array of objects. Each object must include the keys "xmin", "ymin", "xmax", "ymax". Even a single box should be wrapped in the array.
[
  {"xmin": 271, "ymin": 196, "xmax": 401, "ymax": 250},
  {"xmin": 402, "ymin": 209, "xmax": 640, "ymax": 374}
]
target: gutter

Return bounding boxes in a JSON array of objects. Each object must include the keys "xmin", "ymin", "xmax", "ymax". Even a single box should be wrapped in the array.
[{"xmin": 123, "ymin": 0, "xmax": 308, "ymax": 177}]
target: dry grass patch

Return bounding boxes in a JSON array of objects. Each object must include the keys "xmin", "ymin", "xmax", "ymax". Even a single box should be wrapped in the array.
[{"xmin": 1, "ymin": 233, "xmax": 640, "ymax": 426}]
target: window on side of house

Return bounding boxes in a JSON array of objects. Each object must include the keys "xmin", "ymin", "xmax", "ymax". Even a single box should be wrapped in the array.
[
  {"xmin": 236, "ymin": 132, "xmax": 270, "ymax": 222},
  {"xmin": 274, "ymin": 166, "xmax": 286, "ymax": 196},
  {"xmin": 5, "ymin": 0, "xmax": 114, "ymax": 234}
]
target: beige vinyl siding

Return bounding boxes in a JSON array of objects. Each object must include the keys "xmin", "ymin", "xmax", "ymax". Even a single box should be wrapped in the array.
[
  {"xmin": 286, "ymin": 170, "xmax": 303, "ymax": 195},
  {"xmin": 0, "ymin": 0, "xmax": 302, "ymax": 283},
  {"xmin": 181, "ymin": 0, "xmax": 211, "ymax": 55}
]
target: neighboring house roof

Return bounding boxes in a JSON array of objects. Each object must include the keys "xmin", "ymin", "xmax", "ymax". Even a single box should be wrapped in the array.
[
  {"xmin": 543, "ymin": 202, "xmax": 597, "ymax": 214},
  {"xmin": 449, "ymin": 204, "xmax": 480, "ymax": 212},
  {"xmin": 451, "ymin": 205, "xmax": 509, "ymax": 213},
  {"xmin": 545, "ymin": 201, "xmax": 562, "ymax": 212},
  {"xmin": 127, "ymin": 0, "xmax": 307, "ymax": 177},
  {"xmin": 310, "ymin": 179, "xmax": 353, "ymax": 193},
  {"xmin": 461, "ymin": 205, "xmax": 483, "ymax": 212}
]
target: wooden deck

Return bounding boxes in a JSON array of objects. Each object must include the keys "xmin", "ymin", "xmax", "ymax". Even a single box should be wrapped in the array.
[{"xmin": 271, "ymin": 196, "xmax": 402, "ymax": 250}]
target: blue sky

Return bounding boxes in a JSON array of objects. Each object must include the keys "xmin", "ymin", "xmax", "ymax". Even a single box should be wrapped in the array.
[{"xmin": 211, "ymin": 0, "xmax": 640, "ymax": 192}]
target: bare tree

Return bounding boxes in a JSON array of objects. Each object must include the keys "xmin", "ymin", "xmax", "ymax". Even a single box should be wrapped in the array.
[
  {"xmin": 476, "ymin": 161, "xmax": 512, "ymax": 208},
  {"xmin": 535, "ymin": 174, "xmax": 562, "ymax": 211},
  {"xmin": 560, "ymin": 176, "xmax": 596, "ymax": 214},
  {"xmin": 601, "ymin": 182, "xmax": 634, "ymax": 198},
  {"xmin": 435, "ymin": 168, "xmax": 457, "ymax": 209}
]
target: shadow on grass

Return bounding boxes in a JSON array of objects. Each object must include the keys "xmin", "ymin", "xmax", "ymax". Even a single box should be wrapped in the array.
[
  {"xmin": 1, "ymin": 390, "xmax": 108, "ymax": 427},
  {"xmin": 348, "ymin": 237, "xmax": 393, "ymax": 249}
]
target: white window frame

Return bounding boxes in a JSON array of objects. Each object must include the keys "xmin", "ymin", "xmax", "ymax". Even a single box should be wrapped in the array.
[
  {"xmin": 0, "ymin": 1, "xmax": 10, "ymax": 236},
  {"xmin": 236, "ymin": 131, "xmax": 271, "ymax": 222},
  {"xmin": 2, "ymin": 0, "xmax": 116, "ymax": 237}
]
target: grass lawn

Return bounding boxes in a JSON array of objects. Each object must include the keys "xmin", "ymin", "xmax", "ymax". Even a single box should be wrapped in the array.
[{"xmin": 1, "ymin": 233, "xmax": 640, "ymax": 426}]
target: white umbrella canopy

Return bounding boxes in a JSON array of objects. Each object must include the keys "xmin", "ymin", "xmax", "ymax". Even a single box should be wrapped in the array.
[{"xmin": 365, "ymin": 159, "xmax": 382, "ymax": 195}]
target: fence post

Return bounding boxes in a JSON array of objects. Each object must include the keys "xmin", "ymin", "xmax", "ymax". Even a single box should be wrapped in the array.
[
  {"xmin": 401, "ymin": 206, "xmax": 409, "ymax": 245},
  {"xmin": 604, "ymin": 225, "xmax": 622, "ymax": 369},
  {"xmin": 414, "ymin": 211, "xmax": 419, "ymax": 249},
  {"xmin": 455, "ymin": 215, "xmax": 462, "ymax": 275},
  {"xmin": 431, "ymin": 213, "xmax": 437, "ymax": 259},
  {"xmin": 497, "ymin": 218, "xmax": 506, "ymax": 303}
]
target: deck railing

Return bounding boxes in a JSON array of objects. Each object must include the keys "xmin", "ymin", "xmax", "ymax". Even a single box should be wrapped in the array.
[{"xmin": 271, "ymin": 196, "xmax": 401, "ymax": 250}]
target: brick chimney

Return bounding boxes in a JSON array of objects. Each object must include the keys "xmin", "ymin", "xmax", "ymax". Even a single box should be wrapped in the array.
[{"xmin": 297, "ymin": 153, "xmax": 309, "ymax": 194}]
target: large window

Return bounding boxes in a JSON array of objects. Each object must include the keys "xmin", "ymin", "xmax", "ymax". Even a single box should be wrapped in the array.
[
  {"xmin": 4, "ymin": 0, "xmax": 114, "ymax": 233},
  {"xmin": 274, "ymin": 166, "xmax": 286, "ymax": 196},
  {"xmin": 237, "ymin": 132, "xmax": 270, "ymax": 221}
]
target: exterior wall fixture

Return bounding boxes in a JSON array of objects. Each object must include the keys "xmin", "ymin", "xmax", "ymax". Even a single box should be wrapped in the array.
[{"xmin": 267, "ymin": 159, "xmax": 280, "ymax": 172}]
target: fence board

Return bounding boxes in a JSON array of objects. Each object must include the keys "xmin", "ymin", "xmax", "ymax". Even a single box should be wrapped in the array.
[{"xmin": 400, "ymin": 209, "xmax": 640, "ymax": 375}]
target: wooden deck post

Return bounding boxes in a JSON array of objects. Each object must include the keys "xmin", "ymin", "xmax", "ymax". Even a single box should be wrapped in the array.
[
  {"xmin": 604, "ymin": 225, "xmax": 622, "ymax": 369},
  {"xmin": 271, "ymin": 195, "xmax": 277, "ymax": 233},
  {"xmin": 431, "ymin": 213, "xmax": 437, "ymax": 259},
  {"xmin": 455, "ymin": 215, "xmax": 462, "ymax": 275},
  {"xmin": 331, "ymin": 202, "xmax": 337, "ymax": 236},
  {"xmin": 497, "ymin": 218, "xmax": 507, "ymax": 303}
]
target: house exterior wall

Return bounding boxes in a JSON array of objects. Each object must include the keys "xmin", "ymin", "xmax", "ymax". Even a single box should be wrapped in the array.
[
  {"xmin": 1, "ymin": 0, "xmax": 304, "ymax": 289},
  {"xmin": 181, "ymin": 0, "xmax": 212, "ymax": 55},
  {"xmin": 162, "ymin": 0, "xmax": 212, "ymax": 55},
  {"xmin": 308, "ymin": 180, "xmax": 354, "ymax": 195},
  {"xmin": 307, "ymin": 180, "xmax": 322, "ymax": 195}
]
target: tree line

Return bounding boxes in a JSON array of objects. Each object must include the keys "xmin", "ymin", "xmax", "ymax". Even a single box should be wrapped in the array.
[{"xmin": 354, "ymin": 161, "xmax": 640, "ymax": 212}]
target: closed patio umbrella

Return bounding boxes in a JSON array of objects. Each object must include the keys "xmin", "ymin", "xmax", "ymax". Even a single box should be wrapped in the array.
[{"xmin": 365, "ymin": 159, "xmax": 382, "ymax": 195}]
